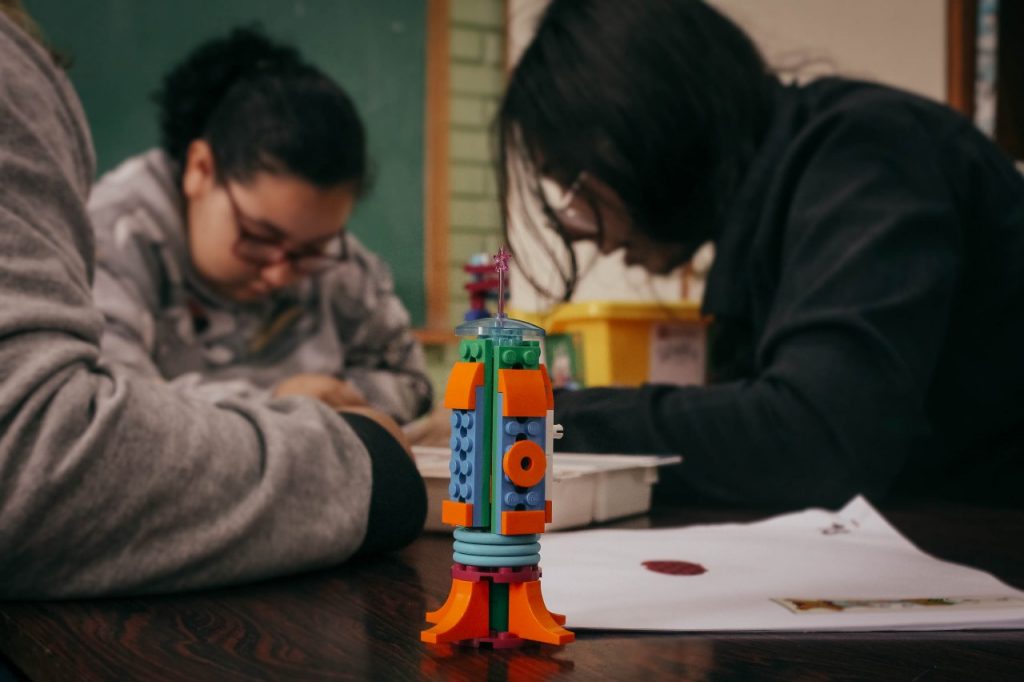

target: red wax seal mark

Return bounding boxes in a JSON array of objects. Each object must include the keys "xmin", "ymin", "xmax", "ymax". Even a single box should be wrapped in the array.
[{"xmin": 642, "ymin": 560, "xmax": 707, "ymax": 576}]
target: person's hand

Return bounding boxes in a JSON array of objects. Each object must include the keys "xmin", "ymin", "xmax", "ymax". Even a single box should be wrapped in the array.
[
  {"xmin": 272, "ymin": 373, "xmax": 369, "ymax": 411},
  {"xmin": 403, "ymin": 406, "xmax": 453, "ymax": 447},
  {"xmin": 338, "ymin": 406, "xmax": 414, "ymax": 459}
]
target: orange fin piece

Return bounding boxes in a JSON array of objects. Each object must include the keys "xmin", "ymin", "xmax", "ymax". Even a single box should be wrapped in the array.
[
  {"xmin": 422, "ymin": 579, "xmax": 491, "ymax": 644},
  {"xmin": 507, "ymin": 580, "xmax": 574, "ymax": 645},
  {"xmin": 425, "ymin": 582, "xmax": 459, "ymax": 624},
  {"xmin": 443, "ymin": 362, "xmax": 485, "ymax": 410},
  {"xmin": 497, "ymin": 369, "xmax": 549, "ymax": 417}
]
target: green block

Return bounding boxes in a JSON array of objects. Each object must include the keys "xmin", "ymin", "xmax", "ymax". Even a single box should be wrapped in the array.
[
  {"xmin": 459, "ymin": 338, "xmax": 482, "ymax": 361},
  {"xmin": 491, "ymin": 387, "xmax": 503, "ymax": 532},
  {"xmin": 495, "ymin": 343, "xmax": 542, "ymax": 370},
  {"xmin": 457, "ymin": 338, "xmax": 494, "ymax": 525},
  {"xmin": 489, "ymin": 582, "xmax": 510, "ymax": 632},
  {"xmin": 490, "ymin": 340, "xmax": 544, "ymax": 529},
  {"xmin": 490, "ymin": 343, "xmax": 506, "ymax": 532},
  {"xmin": 481, "ymin": 338, "xmax": 495, "ymax": 528}
]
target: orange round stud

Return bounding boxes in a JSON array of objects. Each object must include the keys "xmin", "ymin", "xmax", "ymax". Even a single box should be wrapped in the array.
[{"xmin": 502, "ymin": 440, "xmax": 547, "ymax": 488}]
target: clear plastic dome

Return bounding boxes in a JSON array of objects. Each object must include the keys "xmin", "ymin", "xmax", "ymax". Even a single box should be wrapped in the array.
[{"xmin": 455, "ymin": 315, "xmax": 546, "ymax": 345}]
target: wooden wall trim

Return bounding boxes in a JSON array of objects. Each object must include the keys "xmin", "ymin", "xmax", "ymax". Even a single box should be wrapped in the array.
[
  {"xmin": 424, "ymin": 0, "xmax": 451, "ymax": 334},
  {"xmin": 994, "ymin": 0, "xmax": 1023, "ymax": 159},
  {"xmin": 947, "ymin": 0, "xmax": 977, "ymax": 116}
]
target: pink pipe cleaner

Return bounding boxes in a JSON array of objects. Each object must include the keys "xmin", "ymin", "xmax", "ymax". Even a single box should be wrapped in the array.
[{"xmin": 493, "ymin": 246, "xmax": 511, "ymax": 319}]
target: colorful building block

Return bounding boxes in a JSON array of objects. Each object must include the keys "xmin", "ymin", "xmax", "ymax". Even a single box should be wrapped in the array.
[{"xmin": 422, "ymin": 314, "xmax": 572, "ymax": 648}]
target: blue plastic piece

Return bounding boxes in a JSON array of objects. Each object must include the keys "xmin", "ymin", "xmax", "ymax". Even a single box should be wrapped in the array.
[
  {"xmin": 446, "ymin": 387, "xmax": 490, "ymax": 527},
  {"xmin": 494, "ymin": 394, "xmax": 547, "ymax": 520}
]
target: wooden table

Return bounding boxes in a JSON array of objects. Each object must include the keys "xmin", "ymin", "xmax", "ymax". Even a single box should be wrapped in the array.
[{"xmin": 2, "ymin": 500, "xmax": 1022, "ymax": 680}]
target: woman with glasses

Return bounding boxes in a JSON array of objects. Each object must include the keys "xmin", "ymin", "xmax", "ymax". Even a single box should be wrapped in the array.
[
  {"xmin": 89, "ymin": 28, "xmax": 431, "ymax": 424},
  {"xmin": 501, "ymin": 0, "xmax": 1024, "ymax": 506},
  {"xmin": 1, "ymin": 5, "xmax": 426, "ymax": 597}
]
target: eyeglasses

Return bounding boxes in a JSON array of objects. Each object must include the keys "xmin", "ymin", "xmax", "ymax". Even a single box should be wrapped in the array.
[
  {"xmin": 539, "ymin": 171, "xmax": 600, "ymax": 238},
  {"xmin": 224, "ymin": 183, "xmax": 349, "ymax": 274}
]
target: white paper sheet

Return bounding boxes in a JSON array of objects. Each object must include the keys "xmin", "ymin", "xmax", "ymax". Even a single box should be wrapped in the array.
[{"xmin": 538, "ymin": 496, "xmax": 1024, "ymax": 632}]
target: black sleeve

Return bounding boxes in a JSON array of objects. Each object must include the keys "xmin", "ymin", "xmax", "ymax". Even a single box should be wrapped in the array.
[
  {"xmin": 556, "ymin": 106, "xmax": 961, "ymax": 509},
  {"xmin": 341, "ymin": 413, "xmax": 427, "ymax": 554}
]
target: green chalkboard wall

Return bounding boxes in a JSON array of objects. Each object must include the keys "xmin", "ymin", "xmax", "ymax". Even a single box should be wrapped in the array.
[{"xmin": 25, "ymin": 0, "xmax": 427, "ymax": 325}]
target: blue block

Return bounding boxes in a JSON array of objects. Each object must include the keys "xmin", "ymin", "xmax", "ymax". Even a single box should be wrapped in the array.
[
  {"xmin": 493, "ymin": 394, "xmax": 547, "ymax": 521},
  {"xmin": 447, "ymin": 386, "xmax": 490, "ymax": 527}
]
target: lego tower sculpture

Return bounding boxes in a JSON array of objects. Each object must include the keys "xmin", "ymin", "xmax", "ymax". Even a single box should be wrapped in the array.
[{"xmin": 422, "ymin": 248, "xmax": 574, "ymax": 648}]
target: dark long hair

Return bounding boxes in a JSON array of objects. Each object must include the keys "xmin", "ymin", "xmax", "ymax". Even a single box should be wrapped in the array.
[
  {"xmin": 498, "ymin": 0, "xmax": 774, "ymax": 300},
  {"xmin": 156, "ymin": 27, "xmax": 368, "ymax": 192}
]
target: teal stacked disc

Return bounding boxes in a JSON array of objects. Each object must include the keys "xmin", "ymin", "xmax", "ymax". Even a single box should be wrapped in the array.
[{"xmin": 452, "ymin": 528, "xmax": 541, "ymax": 567}]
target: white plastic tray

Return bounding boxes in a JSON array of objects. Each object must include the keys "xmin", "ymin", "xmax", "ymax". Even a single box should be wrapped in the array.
[{"xmin": 413, "ymin": 446, "xmax": 681, "ymax": 532}]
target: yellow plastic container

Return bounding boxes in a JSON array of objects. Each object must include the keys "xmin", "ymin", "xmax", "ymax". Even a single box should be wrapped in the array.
[{"xmin": 542, "ymin": 301, "xmax": 708, "ymax": 387}]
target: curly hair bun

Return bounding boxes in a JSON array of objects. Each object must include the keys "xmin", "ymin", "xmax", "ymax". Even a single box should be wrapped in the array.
[
  {"xmin": 155, "ymin": 26, "xmax": 301, "ymax": 169},
  {"xmin": 154, "ymin": 26, "xmax": 366, "ymax": 191}
]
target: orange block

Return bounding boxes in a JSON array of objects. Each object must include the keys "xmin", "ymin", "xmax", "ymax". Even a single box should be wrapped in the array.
[
  {"xmin": 441, "ymin": 500, "xmax": 474, "ymax": 527},
  {"xmin": 507, "ymin": 580, "xmax": 574, "ymax": 645},
  {"xmin": 539, "ymin": 364, "xmax": 554, "ymax": 409},
  {"xmin": 545, "ymin": 500, "xmax": 553, "ymax": 523},
  {"xmin": 422, "ymin": 578, "xmax": 491, "ymax": 644},
  {"xmin": 502, "ymin": 441, "xmax": 546, "ymax": 488},
  {"xmin": 501, "ymin": 510, "xmax": 546, "ymax": 535},
  {"xmin": 497, "ymin": 369, "xmax": 549, "ymax": 417},
  {"xmin": 443, "ymin": 362, "xmax": 484, "ymax": 410}
]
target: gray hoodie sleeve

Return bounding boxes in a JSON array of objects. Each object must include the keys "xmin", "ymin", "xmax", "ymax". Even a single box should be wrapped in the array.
[
  {"xmin": 91, "ymin": 220, "xmax": 270, "ymax": 403},
  {"xmin": 0, "ymin": 15, "xmax": 424, "ymax": 598},
  {"xmin": 328, "ymin": 244, "xmax": 434, "ymax": 424}
]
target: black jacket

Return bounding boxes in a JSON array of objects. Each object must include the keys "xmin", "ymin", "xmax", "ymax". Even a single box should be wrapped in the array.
[{"xmin": 555, "ymin": 78, "xmax": 1024, "ymax": 507}]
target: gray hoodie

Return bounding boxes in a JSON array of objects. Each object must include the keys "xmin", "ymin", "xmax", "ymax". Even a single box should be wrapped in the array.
[
  {"xmin": 89, "ymin": 150, "xmax": 433, "ymax": 423},
  {"xmin": 0, "ymin": 13, "xmax": 424, "ymax": 598}
]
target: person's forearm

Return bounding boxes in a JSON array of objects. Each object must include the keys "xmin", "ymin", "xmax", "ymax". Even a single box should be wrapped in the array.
[
  {"xmin": 344, "ymin": 367, "xmax": 432, "ymax": 424},
  {"xmin": 340, "ymin": 412, "xmax": 426, "ymax": 555},
  {"xmin": 0, "ymin": 353, "xmax": 374, "ymax": 597},
  {"xmin": 556, "ymin": 366, "xmax": 918, "ymax": 509}
]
